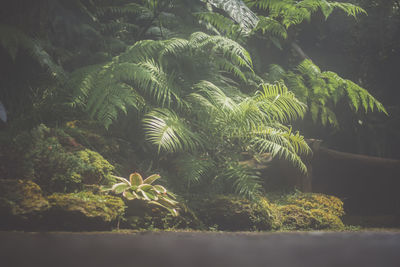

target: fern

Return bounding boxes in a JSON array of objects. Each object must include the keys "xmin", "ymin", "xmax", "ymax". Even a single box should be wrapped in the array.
[
  {"xmin": 221, "ymin": 163, "xmax": 263, "ymax": 200},
  {"xmin": 142, "ymin": 108, "xmax": 203, "ymax": 153},
  {"xmin": 285, "ymin": 59, "xmax": 387, "ymax": 127},
  {"xmin": 246, "ymin": 0, "xmax": 366, "ymax": 29},
  {"xmin": 173, "ymin": 154, "xmax": 215, "ymax": 187},
  {"xmin": 253, "ymin": 16, "xmax": 287, "ymax": 39},
  {"xmin": 250, "ymin": 128, "xmax": 310, "ymax": 173},
  {"xmin": 255, "ymin": 82, "xmax": 307, "ymax": 123}
]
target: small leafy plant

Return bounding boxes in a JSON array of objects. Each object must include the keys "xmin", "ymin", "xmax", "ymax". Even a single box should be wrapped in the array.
[{"xmin": 103, "ymin": 172, "xmax": 179, "ymax": 216}]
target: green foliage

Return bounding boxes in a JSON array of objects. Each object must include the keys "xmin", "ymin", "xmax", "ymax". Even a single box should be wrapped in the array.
[
  {"xmin": 221, "ymin": 164, "xmax": 263, "ymax": 200},
  {"xmin": 246, "ymin": 0, "xmax": 366, "ymax": 28},
  {"xmin": 103, "ymin": 172, "xmax": 179, "ymax": 216},
  {"xmin": 69, "ymin": 29, "xmax": 311, "ymax": 198},
  {"xmin": 143, "ymin": 109, "xmax": 203, "ymax": 153},
  {"xmin": 280, "ymin": 60, "xmax": 387, "ymax": 127},
  {"xmin": 17, "ymin": 124, "xmax": 115, "ymax": 193}
]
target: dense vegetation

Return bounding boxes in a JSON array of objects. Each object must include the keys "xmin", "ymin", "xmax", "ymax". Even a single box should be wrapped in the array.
[{"xmin": 0, "ymin": 0, "xmax": 398, "ymax": 231}]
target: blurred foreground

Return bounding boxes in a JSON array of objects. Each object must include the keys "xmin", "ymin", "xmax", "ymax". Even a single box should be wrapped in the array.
[{"xmin": 1, "ymin": 231, "xmax": 399, "ymax": 267}]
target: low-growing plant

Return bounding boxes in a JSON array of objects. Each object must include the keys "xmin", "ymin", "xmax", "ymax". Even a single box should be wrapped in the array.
[{"xmin": 103, "ymin": 172, "xmax": 179, "ymax": 216}]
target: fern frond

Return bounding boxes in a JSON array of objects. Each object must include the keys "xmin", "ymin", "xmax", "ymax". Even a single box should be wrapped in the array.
[
  {"xmin": 253, "ymin": 16, "xmax": 287, "ymax": 39},
  {"xmin": 195, "ymin": 12, "xmax": 237, "ymax": 34},
  {"xmin": 143, "ymin": 108, "xmax": 203, "ymax": 153},
  {"xmin": 222, "ymin": 163, "xmax": 263, "ymax": 200},
  {"xmin": 255, "ymin": 82, "xmax": 307, "ymax": 122},
  {"xmin": 118, "ymin": 39, "xmax": 162, "ymax": 63},
  {"xmin": 174, "ymin": 154, "xmax": 215, "ymax": 187},
  {"xmin": 189, "ymin": 32, "xmax": 253, "ymax": 70},
  {"xmin": 330, "ymin": 2, "xmax": 367, "ymax": 18},
  {"xmin": 250, "ymin": 129, "xmax": 309, "ymax": 173}
]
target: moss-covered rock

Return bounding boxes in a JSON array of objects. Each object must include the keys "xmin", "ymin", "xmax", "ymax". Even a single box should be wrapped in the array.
[
  {"xmin": 277, "ymin": 192, "xmax": 345, "ymax": 230},
  {"xmin": 278, "ymin": 204, "xmax": 318, "ymax": 230},
  {"xmin": 44, "ymin": 191, "xmax": 125, "ymax": 231},
  {"xmin": 123, "ymin": 199, "xmax": 203, "ymax": 230},
  {"xmin": 14, "ymin": 124, "xmax": 115, "ymax": 193},
  {"xmin": 0, "ymin": 179, "xmax": 50, "ymax": 229},
  {"xmin": 286, "ymin": 192, "xmax": 345, "ymax": 217},
  {"xmin": 197, "ymin": 195, "xmax": 276, "ymax": 231}
]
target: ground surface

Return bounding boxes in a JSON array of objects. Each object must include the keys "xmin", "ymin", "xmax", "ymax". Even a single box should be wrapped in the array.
[{"xmin": 1, "ymin": 231, "xmax": 400, "ymax": 267}]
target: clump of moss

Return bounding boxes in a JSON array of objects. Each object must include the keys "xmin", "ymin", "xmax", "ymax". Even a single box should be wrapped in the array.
[
  {"xmin": 45, "ymin": 191, "xmax": 125, "ymax": 230},
  {"xmin": 197, "ymin": 195, "xmax": 276, "ymax": 231},
  {"xmin": 286, "ymin": 192, "xmax": 345, "ymax": 217},
  {"xmin": 15, "ymin": 124, "xmax": 115, "ymax": 193},
  {"xmin": 0, "ymin": 179, "xmax": 50, "ymax": 229},
  {"xmin": 276, "ymin": 192, "xmax": 345, "ymax": 230},
  {"xmin": 75, "ymin": 149, "xmax": 114, "ymax": 185},
  {"xmin": 278, "ymin": 204, "xmax": 318, "ymax": 230},
  {"xmin": 309, "ymin": 209, "xmax": 344, "ymax": 230}
]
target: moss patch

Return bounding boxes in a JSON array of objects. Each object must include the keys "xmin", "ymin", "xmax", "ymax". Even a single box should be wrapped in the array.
[
  {"xmin": 13, "ymin": 124, "xmax": 115, "ymax": 193},
  {"xmin": 197, "ymin": 195, "xmax": 276, "ymax": 231},
  {"xmin": 0, "ymin": 179, "xmax": 50, "ymax": 229},
  {"xmin": 44, "ymin": 191, "xmax": 125, "ymax": 230},
  {"xmin": 277, "ymin": 192, "xmax": 345, "ymax": 230}
]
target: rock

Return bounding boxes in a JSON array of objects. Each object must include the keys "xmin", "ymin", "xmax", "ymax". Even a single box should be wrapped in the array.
[
  {"xmin": 197, "ymin": 195, "xmax": 276, "ymax": 231},
  {"xmin": 44, "ymin": 191, "xmax": 125, "ymax": 231},
  {"xmin": 285, "ymin": 192, "xmax": 345, "ymax": 217},
  {"xmin": 14, "ymin": 124, "xmax": 115, "ymax": 193},
  {"xmin": 124, "ymin": 199, "xmax": 203, "ymax": 230},
  {"xmin": 277, "ymin": 192, "xmax": 345, "ymax": 230},
  {"xmin": 0, "ymin": 179, "xmax": 50, "ymax": 230}
]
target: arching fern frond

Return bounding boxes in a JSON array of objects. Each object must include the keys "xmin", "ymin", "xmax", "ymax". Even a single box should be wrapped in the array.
[
  {"xmin": 286, "ymin": 59, "xmax": 387, "ymax": 127},
  {"xmin": 221, "ymin": 163, "xmax": 263, "ymax": 200},
  {"xmin": 250, "ymin": 127, "xmax": 310, "ymax": 173},
  {"xmin": 173, "ymin": 154, "xmax": 215, "ymax": 187},
  {"xmin": 255, "ymin": 82, "xmax": 307, "ymax": 123},
  {"xmin": 253, "ymin": 16, "xmax": 287, "ymax": 39},
  {"xmin": 143, "ymin": 108, "xmax": 203, "ymax": 153},
  {"xmin": 189, "ymin": 32, "xmax": 253, "ymax": 70}
]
